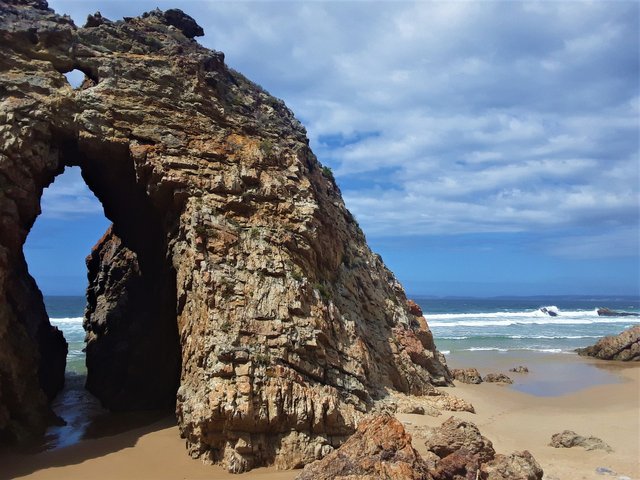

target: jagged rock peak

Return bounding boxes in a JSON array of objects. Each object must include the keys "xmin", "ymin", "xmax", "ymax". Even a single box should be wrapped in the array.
[{"xmin": 0, "ymin": 0, "xmax": 451, "ymax": 471}]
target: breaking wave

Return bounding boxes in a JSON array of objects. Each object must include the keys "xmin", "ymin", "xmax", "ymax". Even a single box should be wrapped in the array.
[{"xmin": 425, "ymin": 307, "xmax": 640, "ymax": 327}]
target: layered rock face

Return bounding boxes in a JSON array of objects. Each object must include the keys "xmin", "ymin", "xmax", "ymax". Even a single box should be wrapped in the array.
[
  {"xmin": 576, "ymin": 325, "xmax": 640, "ymax": 361},
  {"xmin": 84, "ymin": 226, "xmax": 180, "ymax": 411},
  {"xmin": 0, "ymin": 0, "xmax": 451, "ymax": 470}
]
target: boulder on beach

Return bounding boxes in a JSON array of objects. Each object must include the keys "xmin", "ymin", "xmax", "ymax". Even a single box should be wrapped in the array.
[
  {"xmin": 575, "ymin": 325, "xmax": 640, "ymax": 361},
  {"xmin": 295, "ymin": 414, "xmax": 432, "ymax": 480},
  {"xmin": 451, "ymin": 368, "xmax": 483, "ymax": 384},
  {"xmin": 424, "ymin": 417, "xmax": 495, "ymax": 463},
  {"xmin": 424, "ymin": 417, "xmax": 543, "ymax": 480},
  {"xmin": 298, "ymin": 415, "xmax": 544, "ymax": 480},
  {"xmin": 480, "ymin": 451, "xmax": 544, "ymax": 480},
  {"xmin": 428, "ymin": 393, "xmax": 476, "ymax": 414},
  {"xmin": 549, "ymin": 430, "xmax": 612, "ymax": 452},
  {"xmin": 483, "ymin": 373, "xmax": 513, "ymax": 384},
  {"xmin": 509, "ymin": 366, "xmax": 529, "ymax": 373}
]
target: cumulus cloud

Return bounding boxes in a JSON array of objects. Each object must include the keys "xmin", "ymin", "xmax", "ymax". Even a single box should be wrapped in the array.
[
  {"xmin": 40, "ymin": 167, "xmax": 103, "ymax": 219},
  {"xmin": 47, "ymin": 0, "xmax": 639, "ymax": 259}
]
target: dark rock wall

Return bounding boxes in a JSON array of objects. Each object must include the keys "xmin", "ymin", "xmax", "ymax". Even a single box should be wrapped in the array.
[{"xmin": 84, "ymin": 226, "xmax": 180, "ymax": 411}]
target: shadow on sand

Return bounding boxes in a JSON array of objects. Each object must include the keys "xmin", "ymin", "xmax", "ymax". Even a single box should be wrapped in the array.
[{"xmin": 0, "ymin": 373, "xmax": 176, "ymax": 480}]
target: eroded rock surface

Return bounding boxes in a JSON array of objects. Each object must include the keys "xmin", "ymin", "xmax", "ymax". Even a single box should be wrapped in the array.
[
  {"xmin": 0, "ymin": 0, "xmax": 451, "ymax": 470},
  {"xmin": 479, "ymin": 451, "xmax": 544, "ymax": 480},
  {"xmin": 576, "ymin": 325, "xmax": 640, "ymax": 361},
  {"xmin": 596, "ymin": 308, "xmax": 638, "ymax": 317},
  {"xmin": 451, "ymin": 368, "xmax": 483, "ymax": 384},
  {"xmin": 293, "ymin": 415, "xmax": 544, "ymax": 479},
  {"xmin": 549, "ymin": 430, "xmax": 612, "ymax": 452},
  {"xmin": 295, "ymin": 414, "xmax": 432, "ymax": 480},
  {"xmin": 381, "ymin": 390, "xmax": 475, "ymax": 417},
  {"xmin": 424, "ymin": 417, "xmax": 495, "ymax": 463},
  {"xmin": 482, "ymin": 373, "xmax": 513, "ymax": 384},
  {"xmin": 425, "ymin": 417, "xmax": 542, "ymax": 480}
]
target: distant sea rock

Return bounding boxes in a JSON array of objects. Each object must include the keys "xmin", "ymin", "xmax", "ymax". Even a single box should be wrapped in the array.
[
  {"xmin": 576, "ymin": 325, "xmax": 640, "ymax": 361},
  {"xmin": 596, "ymin": 307, "xmax": 638, "ymax": 317}
]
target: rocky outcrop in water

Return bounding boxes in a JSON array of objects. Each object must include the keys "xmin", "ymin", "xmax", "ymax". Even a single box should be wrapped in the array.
[
  {"xmin": 576, "ymin": 325, "xmax": 640, "ymax": 361},
  {"xmin": 596, "ymin": 308, "xmax": 638, "ymax": 317},
  {"xmin": 424, "ymin": 417, "xmax": 496, "ymax": 464},
  {"xmin": 0, "ymin": 0, "xmax": 451, "ymax": 470}
]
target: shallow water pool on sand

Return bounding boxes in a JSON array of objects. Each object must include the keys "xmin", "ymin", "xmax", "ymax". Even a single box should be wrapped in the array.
[{"xmin": 444, "ymin": 350, "xmax": 625, "ymax": 397}]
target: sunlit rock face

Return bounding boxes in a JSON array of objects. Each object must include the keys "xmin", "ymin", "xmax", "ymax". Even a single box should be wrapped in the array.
[{"xmin": 0, "ymin": 0, "xmax": 450, "ymax": 470}]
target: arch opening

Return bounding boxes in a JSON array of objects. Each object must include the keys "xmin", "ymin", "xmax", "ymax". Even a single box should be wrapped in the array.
[
  {"xmin": 22, "ymin": 138, "xmax": 181, "ymax": 445},
  {"xmin": 62, "ymin": 69, "xmax": 85, "ymax": 89}
]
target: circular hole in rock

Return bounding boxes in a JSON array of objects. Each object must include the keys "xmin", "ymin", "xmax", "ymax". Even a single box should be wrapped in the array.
[{"xmin": 63, "ymin": 69, "xmax": 86, "ymax": 89}]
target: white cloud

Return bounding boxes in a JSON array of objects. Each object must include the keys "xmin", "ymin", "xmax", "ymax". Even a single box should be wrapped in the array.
[
  {"xmin": 46, "ymin": 0, "xmax": 640, "ymax": 259},
  {"xmin": 40, "ymin": 167, "xmax": 103, "ymax": 219}
]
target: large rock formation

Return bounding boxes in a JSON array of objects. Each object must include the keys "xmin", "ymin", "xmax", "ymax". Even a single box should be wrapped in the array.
[
  {"xmin": 576, "ymin": 325, "xmax": 640, "ymax": 361},
  {"xmin": 0, "ymin": 0, "xmax": 451, "ymax": 471}
]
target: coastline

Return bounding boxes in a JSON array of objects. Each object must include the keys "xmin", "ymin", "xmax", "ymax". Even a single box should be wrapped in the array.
[{"xmin": 1, "ymin": 351, "xmax": 637, "ymax": 480}]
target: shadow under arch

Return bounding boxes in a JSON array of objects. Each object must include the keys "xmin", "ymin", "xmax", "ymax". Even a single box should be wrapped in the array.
[{"xmin": 54, "ymin": 132, "xmax": 182, "ymax": 412}]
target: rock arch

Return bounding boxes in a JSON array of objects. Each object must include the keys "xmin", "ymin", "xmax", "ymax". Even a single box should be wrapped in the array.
[{"xmin": 0, "ymin": 0, "xmax": 451, "ymax": 471}]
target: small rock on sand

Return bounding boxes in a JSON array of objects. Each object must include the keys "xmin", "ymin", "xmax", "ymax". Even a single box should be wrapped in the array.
[
  {"xmin": 550, "ymin": 430, "xmax": 612, "ymax": 452},
  {"xmin": 483, "ymin": 373, "xmax": 513, "ymax": 384},
  {"xmin": 451, "ymin": 367, "xmax": 483, "ymax": 384}
]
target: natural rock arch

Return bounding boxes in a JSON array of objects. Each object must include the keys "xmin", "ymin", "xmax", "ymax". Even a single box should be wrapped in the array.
[{"xmin": 0, "ymin": 0, "xmax": 451, "ymax": 472}]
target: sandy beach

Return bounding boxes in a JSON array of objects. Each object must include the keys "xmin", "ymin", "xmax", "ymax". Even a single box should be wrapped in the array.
[
  {"xmin": 405, "ymin": 352, "xmax": 640, "ymax": 480},
  {"xmin": 1, "ymin": 352, "xmax": 637, "ymax": 480}
]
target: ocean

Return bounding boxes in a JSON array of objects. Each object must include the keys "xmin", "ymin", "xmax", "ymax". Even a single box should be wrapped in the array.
[
  {"xmin": 45, "ymin": 295, "xmax": 640, "ymax": 370},
  {"xmin": 413, "ymin": 295, "xmax": 640, "ymax": 355},
  {"xmin": 45, "ymin": 296, "xmax": 88, "ymax": 374},
  {"xmin": 41, "ymin": 294, "xmax": 639, "ymax": 447}
]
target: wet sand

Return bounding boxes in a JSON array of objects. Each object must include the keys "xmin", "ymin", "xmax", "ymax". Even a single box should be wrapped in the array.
[{"xmin": 1, "ymin": 352, "xmax": 637, "ymax": 480}]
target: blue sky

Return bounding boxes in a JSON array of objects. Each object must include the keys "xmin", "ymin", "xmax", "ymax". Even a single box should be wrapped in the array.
[{"xmin": 25, "ymin": 1, "xmax": 639, "ymax": 297}]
